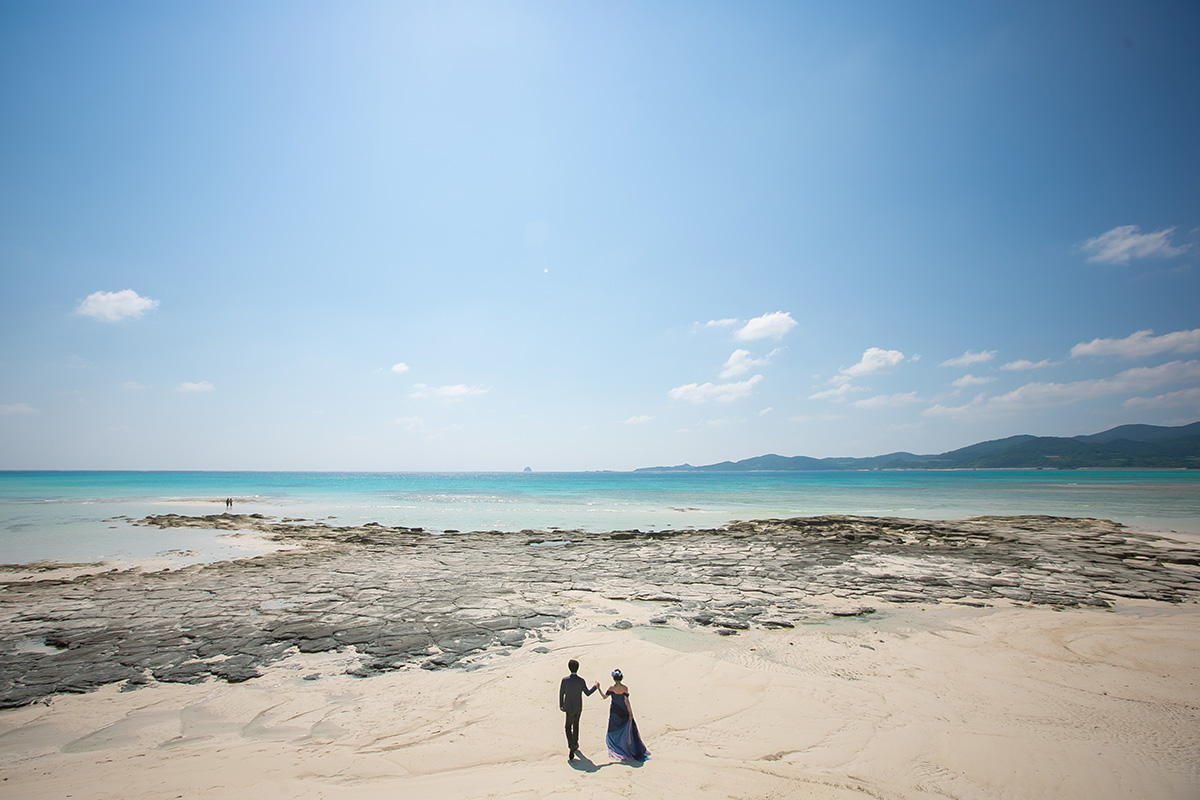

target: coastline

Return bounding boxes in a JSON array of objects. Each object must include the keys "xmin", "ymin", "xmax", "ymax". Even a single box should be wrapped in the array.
[
  {"xmin": 1, "ymin": 513, "xmax": 1198, "ymax": 798},
  {"xmin": 5, "ymin": 470, "xmax": 1200, "ymax": 562}
]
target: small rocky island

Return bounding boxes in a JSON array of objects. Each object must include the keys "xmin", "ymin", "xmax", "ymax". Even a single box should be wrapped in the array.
[{"xmin": 2, "ymin": 513, "xmax": 1199, "ymax": 709}]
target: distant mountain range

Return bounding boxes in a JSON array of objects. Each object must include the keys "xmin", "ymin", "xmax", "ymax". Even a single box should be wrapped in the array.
[{"xmin": 635, "ymin": 422, "xmax": 1200, "ymax": 472}]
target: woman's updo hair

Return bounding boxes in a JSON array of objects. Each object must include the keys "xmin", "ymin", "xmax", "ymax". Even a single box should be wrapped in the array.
[{"xmin": 611, "ymin": 669, "xmax": 623, "ymax": 680}]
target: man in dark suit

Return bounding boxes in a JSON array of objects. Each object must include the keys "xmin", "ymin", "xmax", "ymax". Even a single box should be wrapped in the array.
[{"xmin": 559, "ymin": 658, "xmax": 599, "ymax": 761}]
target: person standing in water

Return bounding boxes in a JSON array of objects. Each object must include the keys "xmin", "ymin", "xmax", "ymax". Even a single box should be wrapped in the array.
[{"xmin": 600, "ymin": 669, "xmax": 649, "ymax": 761}]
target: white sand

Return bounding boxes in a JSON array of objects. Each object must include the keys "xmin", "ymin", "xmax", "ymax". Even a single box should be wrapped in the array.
[{"xmin": 1, "ymin": 600, "xmax": 1197, "ymax": 799}]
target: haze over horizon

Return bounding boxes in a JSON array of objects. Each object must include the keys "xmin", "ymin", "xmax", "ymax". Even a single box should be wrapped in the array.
[{"xmin": 2, "ymin": 2, "xmax": 1198, "ymax": 471}]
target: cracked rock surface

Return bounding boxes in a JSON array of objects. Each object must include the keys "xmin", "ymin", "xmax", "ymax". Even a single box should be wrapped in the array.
[{"xmin": 2, "ymin": 513, "xmax": 1198, "ymax": 708}]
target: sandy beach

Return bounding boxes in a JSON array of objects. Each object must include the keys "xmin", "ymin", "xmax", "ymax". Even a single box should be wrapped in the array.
[
  {"xmin": 1, "ymin": 514, "xmax": 1198, "ymax": 799},
  {"xmin": 5, "ymin": 2, "xmax": 1198, "ymax": 796}
]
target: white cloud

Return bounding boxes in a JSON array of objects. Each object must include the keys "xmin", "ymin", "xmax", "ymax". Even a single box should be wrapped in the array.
[
  {"xmin": 1070, "ymin": 328, "xmax": 1200, "ymax": 359},
  {"xmin": 853, "ymin": 392, "xmax": 921, "ymax": 410},
  {"xmin": 1081, "ymin": 225, "xmax": 1188, "ymax": 264},
  {"xmin": 411, "ymin": 383, "xmax": 489, "ymax": 401},
  {"xmin": 177, "ymin": 381, "xmax": 214, "ymax": 393},
  {"xmin": 122, "ymin": 381, "xmax": 150, "ymax": 391},
  {"xmin": 922, "ymin": 393, "xmax": 989, "ymax": 419},
  {"xmin": 1123, "ymin": 388, "xmax": 1200, "ymax": 410},
  {"xmin": 940, "ymin": 350, "xmax": 996, "ymax": 367},
  {"xmin": 624, "ymin": 415, "xmax": 654, "ymax": 424},
  {"xmin": 704, "ymin": 318, "xmax": 739, "ymax": 329},
  {"xmin": 668, "ymin": 374, "xmax": 763, "ymax": 404},
  {"xmin": 396, "ymin": 416, "xmax": 425, "ymax": 432},
  {"xmin": 757, "ymin": 407, "xmax": 773, "ymax": 416},
  {"xmin": 720, "ymin": 348, "xmax": 782, "ymax": 378},
  {"xmin": 924, "ymin": 360, "xmax": 1200, "ymax": 418},
  {"xmin": 391, "ymin": 363, "xmax": 410, "ymax": 374},
  {"xmin": 952, "ymin": 374, "xmax": 995, "ymax": 388},
  {"xmin": 808, "ymin": 383, "xmax": 865, "ymax": 401},
  {"xmin": 0, "ymin": 402, "xmax": 38, "ymax": 415},
  {"xmin": 1001, "ymin": 359, "xmax": 1059, "ymax": 371},
  {"xmin": 841, "ymin": 347, "xmax": 906, "ymax": 378},
  {"xmin": 76, "ymin": 289, "xmax": 160, "ymax": 322},
  {"xmin": 735, "ymin": 311, "xmax": 796, "ymax": 341}
]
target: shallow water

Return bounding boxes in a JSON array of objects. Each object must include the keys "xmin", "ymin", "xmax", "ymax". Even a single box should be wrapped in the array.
[{"xmin": 2, "ymin": 470, "xmax": 1198, "ymax": 564}]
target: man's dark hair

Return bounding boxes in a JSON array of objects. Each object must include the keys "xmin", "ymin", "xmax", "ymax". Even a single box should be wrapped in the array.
[{"xmin": 568, "ymin": 659, "xmax": 579, "ymax": 673}]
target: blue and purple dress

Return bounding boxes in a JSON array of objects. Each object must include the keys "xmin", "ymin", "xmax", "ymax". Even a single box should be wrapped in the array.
[{"xmin": 605, "ymin": 691, "xmax": 650, "ymax": 761}]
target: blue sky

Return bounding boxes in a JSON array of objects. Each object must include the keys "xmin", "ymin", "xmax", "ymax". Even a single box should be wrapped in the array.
[{"xmin": 1, "ymin": 1, "xmax": 1198, "ymax": 470}]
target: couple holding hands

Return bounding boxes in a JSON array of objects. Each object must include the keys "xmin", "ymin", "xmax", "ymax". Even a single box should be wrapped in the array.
[{"xmin": 558, "ymin": 659, "xmax": 650, "ymax": 764}]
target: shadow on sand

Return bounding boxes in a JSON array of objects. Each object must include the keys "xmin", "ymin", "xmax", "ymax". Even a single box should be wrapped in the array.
[{"xmin": 568, "ymin": 751, "xmax": 646, "ymax": 772}]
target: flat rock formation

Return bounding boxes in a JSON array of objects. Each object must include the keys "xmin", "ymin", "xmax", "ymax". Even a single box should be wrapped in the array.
[{"xmin": 2, "ymin": 513, "xmax": 1198, "ymax": 709}]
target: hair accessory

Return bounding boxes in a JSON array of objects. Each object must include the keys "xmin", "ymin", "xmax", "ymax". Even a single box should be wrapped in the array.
[{"xmin": 611, "ymin": 669, "xmax": 623, "ymax": 679}]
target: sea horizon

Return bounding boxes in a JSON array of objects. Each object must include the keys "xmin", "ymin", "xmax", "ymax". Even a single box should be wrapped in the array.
[
  {"xmin": 3, "ymin": 469, "xmax": 1199, "ymax": 567},
  {"xmin": 4, "ymin": 464, "xmax": 1199, "ymax": 474}
]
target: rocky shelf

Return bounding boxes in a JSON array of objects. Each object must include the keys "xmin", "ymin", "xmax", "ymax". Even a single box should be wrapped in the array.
[{"xmin": 2, "ymin": 513, "xmax": 1198, "ymax": 709}]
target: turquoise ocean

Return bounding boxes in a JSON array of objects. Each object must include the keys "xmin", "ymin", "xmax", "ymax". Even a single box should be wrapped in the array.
[{"xmin": 2, "ymin": 470, "xmax": 1199, "ymax": 565}]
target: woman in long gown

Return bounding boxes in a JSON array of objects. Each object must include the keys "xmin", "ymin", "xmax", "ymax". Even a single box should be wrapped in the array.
[{"xmin": 600, "ymin": 669, "xmax": 650, "ymax": 762}]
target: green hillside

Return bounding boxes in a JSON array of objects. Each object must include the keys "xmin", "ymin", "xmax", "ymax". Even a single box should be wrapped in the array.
[{"xmin": 635, "ymin": 422, "xmax": 1200, "ymax": 472}]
